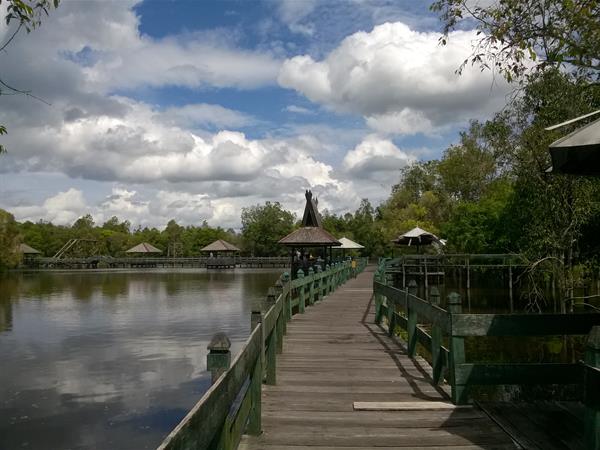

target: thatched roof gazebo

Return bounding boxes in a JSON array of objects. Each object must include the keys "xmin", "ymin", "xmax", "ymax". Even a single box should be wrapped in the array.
[
  {"xmin": 337, "ymin": 237, "xmax": 365, "ymax": 259},
  {"xmin": 338, "ymin": 237, "xmax": 364, "ymax": 250},
  {"xmin": 126, "ymin": 242, "xmax": 162, "ymax": 254},
  {"xmin": 201, "ymin": 239, "xmax": 240, "ymax": 253},
  {"xmin": 279, "ymin": 190, "xmax": 340, "ymax": 277}
]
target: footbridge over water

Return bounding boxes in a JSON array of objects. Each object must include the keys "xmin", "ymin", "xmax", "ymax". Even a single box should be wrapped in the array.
[{"xmin": 157, "ymin": 260, "xmax": 600, "ymax": 450}]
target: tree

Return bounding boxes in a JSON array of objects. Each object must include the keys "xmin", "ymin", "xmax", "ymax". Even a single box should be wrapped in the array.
[
  {"xmin": 0, "ymin": 209, "xmax": 21, "ymax": 268},
  {"xmin": 1, "ymin": 0, "xmax": 60, "ymax": 153},
  {"xmin": 438, "ymin": 121, "xmax": 498, "ymax": 202},
  {"xmin": 241, "ymin": 202, "xmax": 295, "ymax": 256},
  {"xmin": 431, "ymin": 0, "xmax": 600, "ymax": 83}
]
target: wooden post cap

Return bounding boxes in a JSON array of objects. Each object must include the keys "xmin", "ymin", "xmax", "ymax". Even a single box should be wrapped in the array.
[
  {"xmin": 297, "ymin": 269, "xmax": 304, "ymax": 278},
  {"xmin": 208, "ymin": 332, "xmax": 231, "ymax": 352},
  {"xmin": 316, "ymin": 265, "xmax": 322, "ymax": 272},
  {"xmin": 282, "ymin": 272, "xmax": 290, "ymax": 282},
  {"xmin": 308, "ymin": 267, "xmax": 314, "ymax": 275}
]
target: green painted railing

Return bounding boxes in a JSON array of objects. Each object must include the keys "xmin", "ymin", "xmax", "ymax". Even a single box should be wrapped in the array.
[
  {"xmin": 157, "ymin": 258, "xmax": 367, "ymax": 450},
  {"xmin": 373, "ymin": 266, "xmax": 600, "ymax": 449}
]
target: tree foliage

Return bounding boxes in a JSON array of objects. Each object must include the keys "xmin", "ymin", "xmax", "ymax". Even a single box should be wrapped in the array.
[
  {"xmin": 431, "ymin": 0, "xmax": 600, "ymax": 83},
  {"xmin": 0, "ymin": 209, "xmax": 21, "ymax": 268},
  {"xmin": 241, "ymin": 202, "xmax": 296, "ymax": 256}
]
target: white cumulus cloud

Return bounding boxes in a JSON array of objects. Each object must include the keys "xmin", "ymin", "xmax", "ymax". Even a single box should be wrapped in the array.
[{"xmin": 279, "ymin": 21, "xmax": 509, "ymax": 135}]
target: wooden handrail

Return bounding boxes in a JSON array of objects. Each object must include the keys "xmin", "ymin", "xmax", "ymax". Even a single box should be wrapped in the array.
[
  {"xmin": 157, "ymin": 258, "xmax": 368, "ymax": 450},
  {"xmin": 373, "ymin": 271, "xmax": 600, "ymax": 449}
]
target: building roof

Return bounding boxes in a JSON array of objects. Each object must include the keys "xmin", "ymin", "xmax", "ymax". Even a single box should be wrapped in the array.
[
  {"xmin": 201, "ymin": 239, "xmax": 240, "ymax": 252},
  {"xmin": 548, "ymin": 115, "xmax": 600, "ymax": 176},
  {"xmin": 279, "ymin": 227, "xmax": 341, "ymax": 247},
  {"xmin": 301, "ymin": 190, "xmax": 323, "ymax": 227},
  {"xmin": 126, "ymin": 242, "xmax": 162, "ymax": 253},
  {"xmin": 338, "ymin": 237, "xmax": 364, "ymax": 249},
  {"xmin": 19, "ymin": 243, "xmax": 41, "ymax": 254}
]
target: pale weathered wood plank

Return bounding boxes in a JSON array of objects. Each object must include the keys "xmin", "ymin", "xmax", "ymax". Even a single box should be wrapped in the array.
[
  {"xmin": 353, "ymin": 401, "xmax": 473, "ymax": 411},
  {"xmin": 241, "ymin": 268, "xmax": 516, "ymax": 449}
]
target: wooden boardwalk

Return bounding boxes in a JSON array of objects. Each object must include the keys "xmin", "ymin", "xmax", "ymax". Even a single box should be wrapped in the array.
[{"xmin": 239, "ymin": 267, "xmax": 516, "ymax": 450}]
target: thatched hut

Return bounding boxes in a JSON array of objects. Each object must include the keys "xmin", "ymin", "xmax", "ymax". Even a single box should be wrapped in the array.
[{"xmin": 279, "ymin": 190, "xmax": 340, "ymax": 277}]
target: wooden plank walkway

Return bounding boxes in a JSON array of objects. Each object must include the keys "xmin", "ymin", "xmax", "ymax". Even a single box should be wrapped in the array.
[{"xmin": 239, "ymin": 267, "xmax": 517, "ymax": 449}]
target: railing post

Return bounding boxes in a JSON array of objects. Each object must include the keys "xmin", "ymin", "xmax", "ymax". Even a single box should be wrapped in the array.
[
  {"xmin": 282, "ymin": 272, "xmax": 292, "ymax": 321},
  {"xmin": 248, "ymin": 311, "xmax": 263, "ymax": 435},
  {"xmin": 325, "ymin": 264, "xmax": 330, "ymax": 295},
  {"xmin": 584, "ymin": 326, "xmax": 600, "ymax": 449},
  {"xmin": 374, "ymin": 271, "xmax": 383, "ymax": 325},
  {"xmin": 308, "ymin": 267, "xmax": 315, "ymax": 306},
  {"xmin": 275, "ymin": 277, "xmax": 286, "ymax": 337},
  {"xmin": 266, "ymin": 327, "xmax": 277, "ymax": 385},
  {"xmin": 297, "ymin": 269, "xmax": 306, "ymax": 313},
  {"xmin": 407, "ymin": 279, "xmax": 418, "ymax": 357},
  {"xmin": 247, "ymin": 344, "xmax": 262, "ymax": 436},
  {"xmin": 385, "ymin": 274, "xmax": 395, "ymax": 337},
  {"xmin": 206, "ymin": 332, "xmax": 231, "ymax": 384},
  {"xmin": 430, "ymin": 286, "xmax": 443, "ymax": 384},
  {"xmin": 448, "ymin": 292, "xmax": 467, "ymax": 404},
  {"xmin": 316, "ymin": 265, "xmax": 323, "ymax": 302}
]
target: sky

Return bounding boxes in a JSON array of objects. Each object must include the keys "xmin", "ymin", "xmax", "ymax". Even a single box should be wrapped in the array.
[{"xmin": 0, "ymin": 0, "xmax": 509, "ymax": 230}]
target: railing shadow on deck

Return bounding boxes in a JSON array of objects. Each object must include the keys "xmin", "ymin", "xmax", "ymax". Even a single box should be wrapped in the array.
[
  {"xmin": 372, "ymin": 262, "xmax": 600, "ymax": 450},
  {"xmin": 156, "ymin": 258, "xmax": 368, "ymax": 450}
]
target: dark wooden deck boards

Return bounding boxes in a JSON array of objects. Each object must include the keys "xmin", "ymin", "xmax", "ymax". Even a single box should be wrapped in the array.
[{"xmin": 239, "ymin": 268, "xmax": 516, "ymax": 449}]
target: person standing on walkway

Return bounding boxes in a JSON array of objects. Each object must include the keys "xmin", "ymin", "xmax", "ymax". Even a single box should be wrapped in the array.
[{"xmin": 351, "ymin": 258, "xmax": 357, "ymax": 278}]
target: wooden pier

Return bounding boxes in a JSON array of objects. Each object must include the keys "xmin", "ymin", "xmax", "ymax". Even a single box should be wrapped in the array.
[
  {"xmin": 158, "ymin": 260, "xmax": 600, "ymax": 450},
  {"xmin": 238, "ymin": 266, "xmax": 515, "ymax": 449},
  {"xmin": 27, "ymin": 256, "xmax": 290, "ymax": 270}
]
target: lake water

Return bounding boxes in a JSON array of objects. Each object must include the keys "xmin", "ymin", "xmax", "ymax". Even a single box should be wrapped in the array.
[{"xmin": 0, "ymin": 269, "xmax": 281, "ymax": 450}]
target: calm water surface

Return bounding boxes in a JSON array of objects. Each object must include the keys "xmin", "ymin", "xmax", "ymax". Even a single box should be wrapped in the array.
[{"xmin": 0, "ymin": 269, "xmax": 281, "ymax": 450}]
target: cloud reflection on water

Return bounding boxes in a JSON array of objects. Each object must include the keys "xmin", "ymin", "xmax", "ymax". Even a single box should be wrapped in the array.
[{"xmin": 0, "ymin": 269, "xmax": 280, "ymax": 449}]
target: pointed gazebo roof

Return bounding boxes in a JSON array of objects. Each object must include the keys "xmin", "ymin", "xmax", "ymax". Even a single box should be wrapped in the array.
[
  {"xmin": 201, "ymin": 239, "xmax": 240, "ymax": 252},
  {"xmin": 393, "ymin": 227, "xmax": 441, "ymax": 246},
  {"xmin": 279, "ymin": 190, "xmax": 340, "ymax": 247},
  {"xmin": 126, "ymin": 242, "xmax": 162, "ymax": 253},
  {"xmin": 19, "ymin": 243, "xmax": 41, "ymax": 254},
  {"xmin": 338, "ymin": 237, "xmax": 364, "ymax": 250}
]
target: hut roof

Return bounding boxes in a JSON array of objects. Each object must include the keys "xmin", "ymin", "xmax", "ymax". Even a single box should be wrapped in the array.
[
  {"xmin": 201, "ymin": 239, "xmax": 240, "ymax": 252},
  {"xmin": 279, "ymin": 227, "xmax": 341, "ymax": 247},
  {"xmin": 394, "ymin": 227, "xmax": 441, "ymax": 246},
  {"xmin": 548, "ymin": 114, "xmax": 600, "ymax": 176},
  {"xmin": 338, "ymin": 237, "xmax": 364, "ymax": 249},
  {"xmin": 301, "ymin": 190, "xmax": 323, "ymax": 227},
  {"xmin": 126, "ymin": 242, "xmax": 162, "ymax": 253},
  {"xmin": 19, "ymin": 243, "xmax": 41, "ymax": 254}
]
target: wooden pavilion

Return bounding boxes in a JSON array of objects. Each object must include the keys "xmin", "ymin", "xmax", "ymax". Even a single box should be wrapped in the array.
[
  {"xmin": 201, "ymin": 239, "xmax": 240, "ymax": 269},
  {"xmin": 279, "ymin": 190, "xmax": 340, "ymax": 277}
]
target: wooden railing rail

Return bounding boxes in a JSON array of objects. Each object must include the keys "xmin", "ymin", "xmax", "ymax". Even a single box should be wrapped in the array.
[
  {"xmin": 158, "ymin": 258, "xmax": 368, "ymax": 450},
  {"xmin": 373, "ymin": 265, "xmax": 600, "ymax": 449}
]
